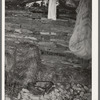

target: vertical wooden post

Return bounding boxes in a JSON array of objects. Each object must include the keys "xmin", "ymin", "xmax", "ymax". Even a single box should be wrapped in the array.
[{"xmin": 48, "ymin": 0, "xmax": 57, "ymax": 20}]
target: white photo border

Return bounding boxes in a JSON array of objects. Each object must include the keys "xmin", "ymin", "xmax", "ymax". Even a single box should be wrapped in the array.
[
  {"xmin": 92, "ymin": 0, "xmax": 98, "ymax": 100},
  {"xmin": 2, "ymin": 0, "xmax": 99, "ymax": 100}
]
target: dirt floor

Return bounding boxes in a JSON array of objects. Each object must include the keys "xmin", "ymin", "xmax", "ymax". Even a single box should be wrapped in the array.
[{"xmin": 5, "ymin": 10, "xmax": 91, "ymax": 100}]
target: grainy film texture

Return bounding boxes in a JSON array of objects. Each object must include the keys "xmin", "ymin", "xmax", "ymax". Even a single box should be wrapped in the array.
[{"xmin": 5, "ymin": 0, "xmax": 92, "ymax": 100}]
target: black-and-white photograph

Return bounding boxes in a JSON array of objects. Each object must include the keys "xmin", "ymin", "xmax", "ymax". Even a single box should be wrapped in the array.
[{"xmin": 5, "ymin": 0, "xmax": 92, "ymax": 100}]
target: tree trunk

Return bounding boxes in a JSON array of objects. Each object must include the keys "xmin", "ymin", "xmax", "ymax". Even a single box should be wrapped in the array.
[
  {"xmin": 48, "ymin": 0, "xmax": 57, "ymax": 20},
  {"xmin": 69, "ymin": 0, "xmax": 92, "ymax": 59}
]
